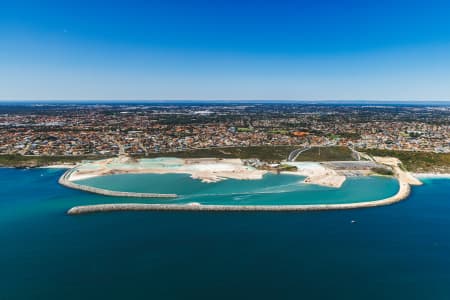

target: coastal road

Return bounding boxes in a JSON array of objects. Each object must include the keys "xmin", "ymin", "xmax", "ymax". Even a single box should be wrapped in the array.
[
  {"xmin": 348, "ymin": 146, "xmax": 361, "ymax": 161},
  {"xmin": 287, "ymin": 147, "xmax": 311, "ymax": 162}
]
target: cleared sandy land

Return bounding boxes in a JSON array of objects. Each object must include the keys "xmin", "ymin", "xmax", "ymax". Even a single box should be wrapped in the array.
[
  {"xmin": 66, "ymin": 160, "xmax": 418, "ymax": 214},
  {"xmin": 284, "ymin": 162, "xmax": 346, "ymax": 188},
  {"xmin": 61, "ymin": 155, "xmax": 425, "ymax": 214},
  {"xmin": 66, "ymin": 157, "xmax": 346, "ymax": 188},
  {"xmin": 67, "ymin": 157, "xmax": 267, "ymax": 183}
]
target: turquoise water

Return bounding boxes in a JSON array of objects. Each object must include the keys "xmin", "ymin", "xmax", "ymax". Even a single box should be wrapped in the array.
[
  {"xmin": 77, "ymin": 157, "xmax": 186, "ymax": 171},
  {"xmin": 1, "ymin": 168, "xmax": 450, "ymax": 299},
  {"xmin": 75, "ymin": 173, "xmax": 400, "ymax": 205}
]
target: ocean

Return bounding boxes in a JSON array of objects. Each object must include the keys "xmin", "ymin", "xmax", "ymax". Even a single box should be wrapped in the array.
[
  {"xmin": 1, "ymin": 168, "xmax": 450, "ymax": 299},
  {"xmin": 75, "ymin": 172, "xmax": 400, "ymax": 205}
]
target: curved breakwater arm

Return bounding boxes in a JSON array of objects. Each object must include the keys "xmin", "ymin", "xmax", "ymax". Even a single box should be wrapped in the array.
[
  {"xmin": 64, "ymin": 157, "xmax": 422, "ymax": 215},
  {"xmin": 67, "ymin": 181, "xmax": 409, "ymax": 214},
  {"xmin": 58, "ymin": 168, "xmax": 177, "ymax": 199},
  {"xmin": 66, "ymin": 168, "xmax": 414, "ymax": 215}
]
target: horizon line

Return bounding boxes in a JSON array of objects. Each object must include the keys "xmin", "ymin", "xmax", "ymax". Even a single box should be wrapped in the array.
[{"xmin": 1, "ymin": 99, "xmax": 450, "ymax": 103}]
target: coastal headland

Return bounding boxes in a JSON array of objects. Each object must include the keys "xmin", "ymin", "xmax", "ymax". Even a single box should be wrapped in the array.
[{"xmin": 60, "ymin": 155, "xmax": 423, "ymax": 214}]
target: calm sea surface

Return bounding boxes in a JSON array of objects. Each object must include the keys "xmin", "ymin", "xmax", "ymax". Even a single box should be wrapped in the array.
[
  {"xmin": 1, "ymin": 168, "xmax": 450, "ymax": 299},
  {"xmin": 75, "ymin": 173, "xmax": 400, "ymax": 205}
]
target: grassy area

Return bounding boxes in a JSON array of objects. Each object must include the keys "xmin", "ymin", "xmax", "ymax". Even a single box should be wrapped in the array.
[
  {"xmin": 370, "ymin": 167, "xmax": 394, "ymax": 176},
  {"xmin": 237, "ymin": 128, "xmax": 253, "ymax": 132},
  {"xmin": 269, "ymin": 129, "xmax": 289, "ymax": 134},
  {"xmin": 361, "ymin": 149, "xmax": 450, "ymax": 173},
  {"xmin": 0, "ymin": 154, "xmax": 111, "ymax": 167},
  {"xmin": 0, "ymin": 146, "xmax": 299, "ymax": 167},
  {"xmin": 138, "ymin": 146, "xmax": 300, "ymax": 162},
  {"xmin": 279, "ymin": 164, "xmax": 298, "ymax": 171},
  {"xmin": 8, "ymin": 146, "xmax": 446, "ymax": 172},
  {"xmin": 295, "ymin": 146, "xmax": 356, "ymax": 162}
]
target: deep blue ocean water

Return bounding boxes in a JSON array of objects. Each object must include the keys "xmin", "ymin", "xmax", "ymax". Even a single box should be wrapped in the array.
[{"xmin": 1, "ymin": 168, "xmax": 450, "ymax": 300}]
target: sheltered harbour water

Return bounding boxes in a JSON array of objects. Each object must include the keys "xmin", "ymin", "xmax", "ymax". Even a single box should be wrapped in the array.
[
  {"xmin": 59, "ymin": 167, "xmax": 177, "ymax": 198},
  {"xmin": 59, "ymin": 156, "xmax": 422, "ymax": 214}
]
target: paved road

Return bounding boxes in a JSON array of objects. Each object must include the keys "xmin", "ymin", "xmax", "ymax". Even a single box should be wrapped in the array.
[
  {"xmin": 348, "ymin": 146, "xmax": 361, "ymax": 161},
  {"xmin": 287, "ymin": 147, "xmax": 311, "ymax": 162}
]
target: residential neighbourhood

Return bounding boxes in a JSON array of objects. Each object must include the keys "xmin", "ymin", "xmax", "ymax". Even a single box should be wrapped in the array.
[{"xmin": 0, "ymin": 103, "xmax": 449, "ymax": 156}]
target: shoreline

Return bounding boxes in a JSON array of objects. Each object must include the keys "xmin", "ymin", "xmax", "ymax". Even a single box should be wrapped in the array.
[
  {"xmin": 65, "ymin": 157, "xmax": 347, "ymax": 188},
  {"xmin": 412, "ymin": 173, "xmax": 450, "ymax": 178},
  {"xmin": 65, "ymin": 156, "xmax": 422, "ymax": 215},
  {"xmin": 39, "ymin": 164, "xmax": 76, "ymax": 169},
  {"xmin": 66, "ymin": 157, "xmax": 267, "ymax": 183}
]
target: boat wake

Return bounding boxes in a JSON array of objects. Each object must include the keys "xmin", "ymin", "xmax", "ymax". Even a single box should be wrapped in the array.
[{"xmin": 176, "ymin": 182, "xmax": 305, "ymax": 201}]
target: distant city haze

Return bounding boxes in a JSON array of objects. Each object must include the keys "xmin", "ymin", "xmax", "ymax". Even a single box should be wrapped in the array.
[{"xmin": 1, "ymin": 0, "xmax": 450, "ymax": 101}]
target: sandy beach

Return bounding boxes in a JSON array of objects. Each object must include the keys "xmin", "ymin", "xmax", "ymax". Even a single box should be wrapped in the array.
[
  {"xmin": 39, "ymin": 164, "xmax": 76, "ymax": 169},
  {"xmin": 372, "ymin": 156, "xmax": 423, "ymax": 186},
  {"xmin": 412, "ymin": 173, "xmax": 450, "ymax": 178}
]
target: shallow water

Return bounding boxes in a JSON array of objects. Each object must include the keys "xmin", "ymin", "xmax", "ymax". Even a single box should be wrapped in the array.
[
  {"xmin": 75, "ymin": 173, "xmax": 400, "ymax": 205},
  {"xmin": 1, "ymin": 168, "xmax": 450, "ymax": 300}
]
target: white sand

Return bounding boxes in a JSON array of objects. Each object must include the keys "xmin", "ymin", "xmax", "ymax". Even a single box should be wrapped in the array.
[
  {"xmin": 69, "ymin": 158, "xmax": 346, "ymax": 188},
  {"xmin": 39, "ymin": 164, "xmax": 76, "ymax": 169},
  {"xmin": 284, "ymin": 162, "xmax": 346, "ymax": 188},
  {"xmin": 67, "ymin": 156, "xmax": 423, "ymax": 191},
  {"xmin": 64, "ymin": 156, "xmax": 425, "ymax": 214},
  {"xmin": 67, "ymin": 162, "xmax": 418, "ymax": 214},
  {"xmin": 373, "ymin": 156, "xmax": 422, "ymax": 186},
  {"xmin": 68, "ymin": 157, "xmax": 266, "ymax": 183},
  {"xmin": 412, "ymin": 173, "xmax": 450, "ymax": 178}
]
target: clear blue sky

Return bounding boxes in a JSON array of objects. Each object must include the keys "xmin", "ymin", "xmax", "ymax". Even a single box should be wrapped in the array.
[{"xmin": 1, "ymin": 0, "xmax": 450, "ymax": 101}]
